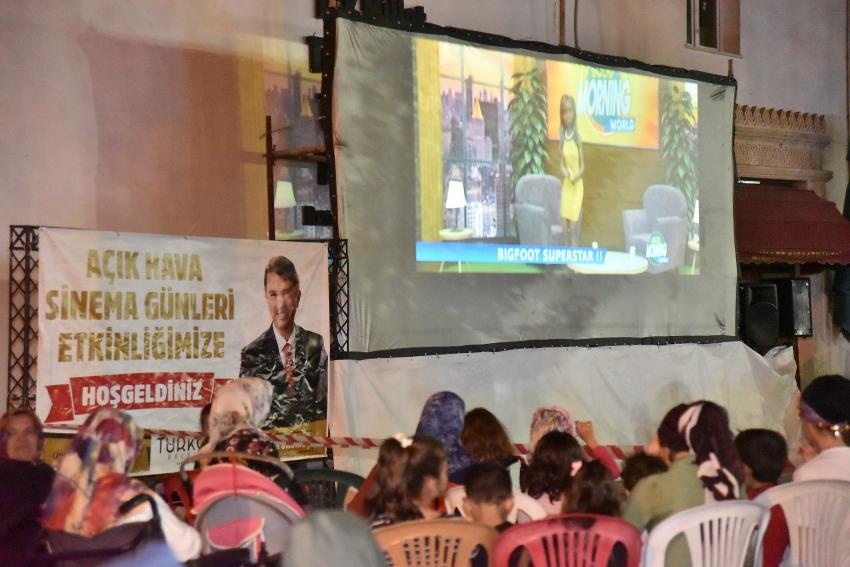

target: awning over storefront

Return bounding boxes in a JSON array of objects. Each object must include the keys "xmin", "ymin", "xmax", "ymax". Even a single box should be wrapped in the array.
[{"xmin": 735, "ymin": 185, "xmax": 850, "ymax": 265}]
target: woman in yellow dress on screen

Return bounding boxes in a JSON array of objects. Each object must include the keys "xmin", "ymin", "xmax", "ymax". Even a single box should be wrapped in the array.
[{"xmin": 559, "ymin": 94, "xmax": 584, "ymax": 246}]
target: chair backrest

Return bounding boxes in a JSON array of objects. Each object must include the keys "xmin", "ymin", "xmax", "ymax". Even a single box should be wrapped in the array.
[
  {"xmin": 516, "ymin": 175, "xmax": 561, "ymax": 212},
  {"xmin": 492, "ymin": 514, "xmax": 641, "ymax": 567},
  {"xmin": 643, "ymin": 184, "xmax": 687, "ymax": 223},
  {"xmin": 373, "ymin": 519, "xmax": 497, "ymax": 567},
  {"xmin": 192, "ymin": 463, "xmax": 305, "ymax": 559},
  {"xmin": 642, "ymin": 500, "xmax": 768, "ymax": 567},
  {"xmin": 161, "ymin": 472, "xmax": 196, "ymax": 525},
  {"xmin": 754, "ymin": 480, "xmax": 850, "ymax": 567},
  {"xmin": 293, "ymin": 468, "xmax": 365, "ymax": 510}
]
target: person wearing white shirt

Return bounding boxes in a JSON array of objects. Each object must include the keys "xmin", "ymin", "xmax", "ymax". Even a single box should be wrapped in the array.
[{"xmin": 793, "ymin": 374, "xmax": 850, "ymax": 482}]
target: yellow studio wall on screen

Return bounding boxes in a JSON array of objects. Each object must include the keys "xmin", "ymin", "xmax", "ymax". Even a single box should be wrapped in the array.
[{"xmin": 547, "ymin": 61, "xmax": 659, "ymax": 149}]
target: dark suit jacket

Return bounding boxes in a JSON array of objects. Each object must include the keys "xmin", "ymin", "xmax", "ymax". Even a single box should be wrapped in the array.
[{"xmin": 239, "ymin": 324, "xmax": 328, "ymax": 428}]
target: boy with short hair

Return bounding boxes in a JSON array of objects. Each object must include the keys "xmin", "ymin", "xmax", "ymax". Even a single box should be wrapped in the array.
[
  {"xmin": 463, "ymin": 463, "xmax": 514, "ymax": 532},
  {"xmin": 734, "ymin": 429, "xmax": 789, "ymax": 567}
]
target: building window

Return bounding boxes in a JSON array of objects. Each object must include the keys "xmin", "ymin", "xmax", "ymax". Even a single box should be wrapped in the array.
[{"xmin": 687, "ymin": 0, "xmax": 740, "ymax": 55}]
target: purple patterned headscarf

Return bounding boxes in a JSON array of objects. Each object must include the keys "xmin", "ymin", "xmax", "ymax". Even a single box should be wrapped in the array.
[{"xmin": 414, "ymin": 391, "xmax": 474, "ymax": 480}]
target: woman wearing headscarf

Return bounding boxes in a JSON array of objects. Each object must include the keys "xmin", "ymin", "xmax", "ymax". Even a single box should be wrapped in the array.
[
  {"xmin": 348, "ymin": 391, "xmax": 472, "ymax": 518},
  {"xmin": 623, "ymin": 401, "xmax": 742, "ymax": 566},
  {"xmin": 0, "ymin": 408, "xmax": 54, "ymax": 562},
  {"xmin": 199, "ymin": 377, "xmax": 281, "ymax": 478},
  {"xmin": 525, "ymin": 406, "xmax": 620, "ymax": 481},
  {"xmin": 794, "ymin": 374, "xmax": 850, "ymax": 482},
  {"xmin": 42, "ymin": 407, "xmax": 201, "ymax": 562},
  {"xmin": 415, "ymin": 391, "xmax": 474, "ymax": 484}
]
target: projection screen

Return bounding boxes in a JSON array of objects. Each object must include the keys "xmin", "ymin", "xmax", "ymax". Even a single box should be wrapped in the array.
[{"xmin": 332, "ymin": 16, "xmax": 737, "ymax": 352}]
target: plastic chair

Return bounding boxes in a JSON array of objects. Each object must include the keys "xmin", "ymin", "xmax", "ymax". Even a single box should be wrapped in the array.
[
  {"xmin": 754, "ymin": 480, "xmax": 850, "ymax": 567},
  {"xmin": 492, "ymin": 514, "xmax": 641, "ymax": 567},
  {"xmin": 182, "ymin": 452, "xmax": 304, "ymax": 563},
  {"xmin": 292, "ymin": 468, "xmax": 365, "ymax": 510},
  {"xmin": 161, "ymin": 471, "xmax": 197, "ymax": 525},
  {"xmin": 373, "ymin": 518, "xmax": 497, "ymax": 567},
  {"xmin": 40, "ymin": 494, "xmax": 179, "ymax": 567},
  {"xmin": 444, "ymin": 487, "xmax": 546, "ymax": 524},
  {"xmin": 642, "ymin": 500, "xmax": 769, "ymax": 567}
]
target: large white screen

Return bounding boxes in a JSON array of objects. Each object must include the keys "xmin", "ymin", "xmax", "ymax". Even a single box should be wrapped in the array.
[{"xmin": 333, "ymin": 17, "xmax": 737, "ymax": 351}]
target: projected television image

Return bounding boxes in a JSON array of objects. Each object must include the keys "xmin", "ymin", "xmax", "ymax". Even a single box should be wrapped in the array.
[{"xmin": 414, "ymin": 39, "xmax": 700, "ymax": 275}]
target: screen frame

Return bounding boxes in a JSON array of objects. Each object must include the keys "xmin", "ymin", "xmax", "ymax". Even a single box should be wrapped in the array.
[{"xmin": 318, "ymin": 7, "xmax": 741, "ymax": 359}]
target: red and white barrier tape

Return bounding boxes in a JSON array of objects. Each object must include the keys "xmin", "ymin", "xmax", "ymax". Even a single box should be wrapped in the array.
[{"xmin": 45, "ymin": 423, "xmax": 641, "ymax": 457}]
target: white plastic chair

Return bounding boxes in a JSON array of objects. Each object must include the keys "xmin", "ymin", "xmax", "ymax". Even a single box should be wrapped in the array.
[
  {"xmin": 444, "ymin": 487, "xmax": 547, "ymax": 524},
  {"xmin": 754, "ymin": 480, "xmax": 850, "ymax": 567},
  {"xmin": 642, "ymin": 501, "xmax": 769, "ymax": 567}
]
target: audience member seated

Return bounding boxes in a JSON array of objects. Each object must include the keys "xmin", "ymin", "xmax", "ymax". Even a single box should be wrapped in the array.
[
  {"xmin": 562, "ymin": 460, "xmax": 628, "ymax": 567},
  {"xmin": 349, "ymin": 391, "xmax": 472, "ymax": 517},
  {"xmin": 735, "ymin": 428, "xmax": 789, "ymax": 567},
  {"xmin": 462, "ymin": 407, "xmax": 521, "ymax": 484},
  {"xmin": 42, "ymin": 408, "xmax": 201, "ymax": 562},
  {"xmin": 562, "ymin": 460, "xmax": 622, "ymax": 516},
  {"xmin": 522, "ymin": 430, "xmax": 586, "ymax": 515},
  {"xmin": 794, "ymin": 374, "xmax": 850, "ymax": 482},
  {"xmin": 416, "ymin": 391, "xmax": 475, "ymax": 484},
  {"xmin": 284, "ymin": 510, "xmax": 385, "ymax": 567},
  {"xmin": 199, "ymin": 377, "xmax": 282, "ymax": 479},
  {"xmin": 0, "ymin": 408, "xmax": 54, "ymax": 563},
  {"xmin": 462, "ymin": 463, "xmax": 514, "ymax": 532},
  {"xmin": 365, "ymin": 435, "xmax": 448, "ymax": 529},
  {"xmin": 620, "ymin": 452, "xmax": 667, "ymax": 494},
  {"xmin": 623, "ymin": 401, "xmax": 742, "ymax": 566},
  {"xmin": 525, "ymin": 406, "xmax": 621, "ymax": 482}
]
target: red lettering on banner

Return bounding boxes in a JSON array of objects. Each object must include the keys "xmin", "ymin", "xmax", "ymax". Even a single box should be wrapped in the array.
[{"xmin": 44, "ymin": 372, "xmax": 216, "ymax": 423}]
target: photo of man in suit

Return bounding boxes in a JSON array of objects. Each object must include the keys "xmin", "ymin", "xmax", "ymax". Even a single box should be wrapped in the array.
[{"xmin": 240, "ymin": 255, "xmax": 328, "ymax": 429}]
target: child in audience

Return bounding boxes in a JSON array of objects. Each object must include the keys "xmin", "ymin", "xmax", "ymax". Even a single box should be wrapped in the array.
[
  {"xmin": 563, "ymin": 460, "xmax": 622, "ymax": 516},
  {"xmin": 522, "ymin": 430, "xmax": 585, "ymax": 515},
  {"xmin": 623, "ymin": 401, "xmax": 742, "ymax": 566},
  {"xmin": 365, "ymin": 435, "xmax": 449, "ymax": 529},
  {"xmin": 462, "ymin": 408, "xmax": 520, "ymax": 486},
  {"xmin": 462, "ymin": 408, "xmax": 518, "ymax": 469},
  {"xmin": 349, "ymin": 391, "xmax": 471, "ymax": 518},
  {"xmin": 526, "ymin": 407, "xmax": 620, "ymax": 481},
  {"xmin": 735, "ymin": 429, "xmax": 789, "ymax": 567},
  {"xmin": 620, "ymin": 452, "xmax": 667, "ymax": 494},
  {"xmin": 463, "ymin": 463, "xmax": 515, "ymax": 532},
  {"xmin": 794, "ymin": 374, "xmax": 850, "ymax": 482},
  {"xmin": 562, "ymin": 460, "xmax": 630, "ymax": 567}
]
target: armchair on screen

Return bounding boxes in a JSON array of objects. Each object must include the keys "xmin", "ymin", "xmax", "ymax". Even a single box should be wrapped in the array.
[
  {"xmin": 515, "ymin": 174, "xmax": 565, "ymax": 246},
  {"xmin": 622, "ymin": 184, "xmax": 688, "ymax": 274}
]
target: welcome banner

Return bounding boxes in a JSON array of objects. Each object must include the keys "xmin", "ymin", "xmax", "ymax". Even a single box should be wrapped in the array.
[{"xmin": 37, "ymin": 228, "xmax": 330, "ymax": 462}]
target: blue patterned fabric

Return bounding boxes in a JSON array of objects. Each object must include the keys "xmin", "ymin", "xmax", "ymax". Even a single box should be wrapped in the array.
[{"xmin": 414, "ymin": 391, "xmax": 474, "ymax": 481}]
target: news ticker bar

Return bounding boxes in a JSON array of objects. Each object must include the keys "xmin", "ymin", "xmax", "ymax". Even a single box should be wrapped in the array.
[{"xmin": 416, "ymin": 241, "xmax": 607, "ymax": 265}]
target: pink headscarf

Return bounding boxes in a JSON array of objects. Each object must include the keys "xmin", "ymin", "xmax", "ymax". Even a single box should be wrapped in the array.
[{"xmin": 529, "ymin": 406, "xmax": 576, "ymax": 453}]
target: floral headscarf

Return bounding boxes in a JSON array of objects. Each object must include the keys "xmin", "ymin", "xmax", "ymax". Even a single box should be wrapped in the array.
[
  {"xmin": 200, "ymin": 377, "xmax": 273, "ymax": 454},
  {"xmin": 202, "ymin": 377, "xmax": 280, "ymax": 478},
  {"xmin": 529, "ymin": 406, "xmax": 576, "ymax": 453},
  {"xmin": 414, "ymin": 391, "xmax": 474, "ymax": 480},
  {"xmin": 42, "ymin": 408, "xmax": 146, "ymax": 536}
]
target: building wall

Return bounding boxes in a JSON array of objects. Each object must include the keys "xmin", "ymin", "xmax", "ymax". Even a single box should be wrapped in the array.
[{"xmin": 1, "ymin": 0, "xmax": 847, "ymax": 408}]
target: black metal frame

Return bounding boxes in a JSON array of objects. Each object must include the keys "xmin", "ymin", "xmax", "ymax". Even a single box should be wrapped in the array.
[
  {"xmin": 6, "ymin": 226, "xmax": 350, "ymax": 408},
  {"xmin": 8, "ymin": 225, "xmax": 39, "ymax": 409}
]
